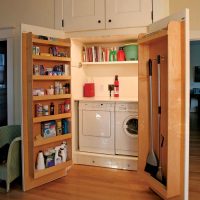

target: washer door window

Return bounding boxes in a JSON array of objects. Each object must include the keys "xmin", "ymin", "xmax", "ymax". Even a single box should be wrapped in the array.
[{"xmin": 123, "ymin": 116, "xmax": 138, "ymax": 138}]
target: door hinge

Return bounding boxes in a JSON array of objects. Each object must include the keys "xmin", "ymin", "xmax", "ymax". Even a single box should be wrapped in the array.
[
  {"xmin": 151, "ymin": 10, "xmax": 153, "ymax": 23},
  {"xmin": 62, "ymin": 19, "xmax": 64, "ymax": 27}
]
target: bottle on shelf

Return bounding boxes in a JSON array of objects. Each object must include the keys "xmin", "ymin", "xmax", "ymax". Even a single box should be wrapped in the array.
[
  {"xmin": 64, "ymin": 100, "xmax": 70, "ymax": 113},
  {"xmin": 62, "ymin": 119, "xmax": 68, "ymax": 134},
  {"xmin": 36, "ymin": 151, "xmax": 45, "ymax": 170},
  {"xmin": 114, "ymin": 75, "xmax": 119, "ymax": 97},
  {"xmin": 117, "ymin": 47, "xmax": 126, "ymax": 61},
  {"xmin": 50, "ymin": 102, "xmax": 54, "ymax": 115},
  {"xmin": 61, "ymin": 141, "xmax": 68, "ymax": 161}
]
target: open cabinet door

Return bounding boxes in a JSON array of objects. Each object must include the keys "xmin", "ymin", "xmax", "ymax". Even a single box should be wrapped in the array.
[
  {"xmin": 21, "ymin": 24, "xmax": 72, "ymax": 191},
  {"xmin": 138, "ymin": 9, "xmax": 189, "ymax": 200}
]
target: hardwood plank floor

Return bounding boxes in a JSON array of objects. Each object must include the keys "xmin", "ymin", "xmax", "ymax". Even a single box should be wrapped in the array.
[
  {"xmin": 189, "ymin": 113, "xmax": 200, "ymax": 200},
  {"xmin": 0, "ymin": 113, "xmax": 199, "ymax": 200},
  {"xmin": 0, "ymin": 165, "xmax": 162, "ymax": 200}
]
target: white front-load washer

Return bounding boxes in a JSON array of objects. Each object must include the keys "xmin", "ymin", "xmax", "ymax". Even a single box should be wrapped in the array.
[
  {"xmin": 115, "ymin": 102, "xmax": 138, "ymax": 156},
  {"xmin": 79, "ymin": 101, "xmax": 115, "ymax": 154}
]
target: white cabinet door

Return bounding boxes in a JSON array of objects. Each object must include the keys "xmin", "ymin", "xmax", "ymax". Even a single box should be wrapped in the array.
[
  {"xmin": 106, "ymin": 0, "xmax": 152, "ymax": 29},
  {"xmin": 63, "ymin": 0, "xmax": 105, "ymax": 32}
]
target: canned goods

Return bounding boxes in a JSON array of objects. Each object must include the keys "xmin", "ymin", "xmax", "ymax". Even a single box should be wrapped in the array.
[
  {"xmin": 43, "ymin": 105, "xmax": 49, "ymax": 116},
  {"xmin": 33, "ymin": 65, "xmax": 40, "ymax": 75},
  {"xmin": 35, "ymin": 103, "xmax": 43, "ymax": 117},
  {"xmin": 36, "ymin": 46, "xmax": 40, "ymax": 55}
]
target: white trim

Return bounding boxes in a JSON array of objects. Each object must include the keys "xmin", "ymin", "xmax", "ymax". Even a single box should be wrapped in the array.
[
  {"xmin": 0, "ymin": 27, "xmax": 15, "ymax": 38},
  {"xmin": 7, "ymin": 38, "xmax": 14, "ymax": 125},
  {"xmin": 148, "ymin": 9, "xmax": 188, "ymax": 33},
  {"xmin": 184, "ymin": 9, "xmax": 190, "ymax": 200},
  {"xmin": 21, "ymin": 24, "xmax": 65, "ymax": 39}
]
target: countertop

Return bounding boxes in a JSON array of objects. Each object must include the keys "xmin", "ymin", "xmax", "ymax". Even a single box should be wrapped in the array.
[{"xmin": 74, "ymin": 96, "xmax": 138, "ymax": 102}]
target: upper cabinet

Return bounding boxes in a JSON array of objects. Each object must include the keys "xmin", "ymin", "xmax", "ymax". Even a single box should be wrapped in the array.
[
  {"xmin": 55, "ymin": 0, "xmax": 152, "ymax": 32},
  {"xmin": 105, "ymin": 0, "xmax": 152, "ymax": 29},
  {"xmin": 62, "ymin": 0, "xmax": 105, "ymax": 31}
]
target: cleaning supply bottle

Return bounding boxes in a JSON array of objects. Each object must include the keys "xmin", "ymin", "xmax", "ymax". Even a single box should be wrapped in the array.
[
  {"xmin": 54, "ymin": 146, "xmax": 62, "ymax": 165},
  {"xmin": 36, "ymin": 151, "xmax": 45, "ymax": 170},
  {"xmin": 60, "ymin": 142, "xmax": 67, "ymax": 162},
  {"xmin": 114, "ymin": 75, "xmax": 119, "ymax": 97},
  {"xmin": 117, "ymin": 47, "xmax": 125, "ymax": 61}
]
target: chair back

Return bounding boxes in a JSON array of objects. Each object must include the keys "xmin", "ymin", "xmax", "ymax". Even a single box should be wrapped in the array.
[{"xmin": 0, "ymin": 125, "xmax": 21, "ymax": 147}]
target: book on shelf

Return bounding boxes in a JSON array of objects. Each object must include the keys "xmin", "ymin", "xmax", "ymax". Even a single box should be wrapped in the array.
[{"xmin": 83, "ymin": 46, "xmax": 114, "ymax": 62}]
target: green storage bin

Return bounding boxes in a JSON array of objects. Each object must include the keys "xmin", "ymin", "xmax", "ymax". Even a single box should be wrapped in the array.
[{"xmin": 123, "ymin": 44, "xmax": 138, "ymax": 61}]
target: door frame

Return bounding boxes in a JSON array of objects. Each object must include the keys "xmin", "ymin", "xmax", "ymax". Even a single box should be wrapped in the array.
[{"xmin": 0, "ymin": 27, "xmax": 14, "ymax": 125}]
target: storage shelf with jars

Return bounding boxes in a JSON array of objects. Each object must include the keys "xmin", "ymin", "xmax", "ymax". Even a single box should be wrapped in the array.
[
  {"xmin": 34, "ymin": 160, "xmax": 72, "ymax": 179},
  {"xmin": 34, "ymin": 139, "xmax": 72, "ymax": 179},
  {"xmin": 22, "ymin": 32, "xmax": 72, "ymax": 185},
  {"xmin": 34, "ymin": 133, "xmax": 72, "ymax": 147},
  {"xmin": 82, "ymin": 43, "xmax": 138, "ymax": 65}
]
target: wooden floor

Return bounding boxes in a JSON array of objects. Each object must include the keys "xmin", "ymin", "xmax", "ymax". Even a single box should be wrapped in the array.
[
  {"xmin": 0, "ymin": 113, "xmax": 199, "ymax": 200},
  {"xmin": 189, "ymin": 112, "xmax": 200, "ymax": 200}
]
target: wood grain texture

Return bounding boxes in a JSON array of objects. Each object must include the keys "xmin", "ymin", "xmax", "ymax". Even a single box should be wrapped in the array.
[
  {"xmin": 22, "ymin": 33, "xmax": 72, "ymax": 191},
  {"xmin": 138, "ymin": 21, "xmax": 184, "ymax": 199},
  {"xmin": 0, "ymin": 127, "xmax": 199, "ymax": 200}
]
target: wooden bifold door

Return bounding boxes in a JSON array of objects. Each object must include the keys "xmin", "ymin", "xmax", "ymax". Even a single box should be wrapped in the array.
[{"xmin": 138, "ymin": 19, "xmax": 188, "ymax": 199}]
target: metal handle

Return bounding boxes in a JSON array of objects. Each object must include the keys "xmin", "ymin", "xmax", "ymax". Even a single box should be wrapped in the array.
[
  {"xmin": 98, "ymin": 20, "xmax": 101, "ymax": 23},
  {"xmin": 108, "ymin": 19, "xmax": 112, "ymax": 23}
]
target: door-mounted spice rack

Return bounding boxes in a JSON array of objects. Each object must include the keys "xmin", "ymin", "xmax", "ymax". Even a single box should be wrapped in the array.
[{"xmin": 22, "ymin": 32, "xmax": 72, "ymax": 190}]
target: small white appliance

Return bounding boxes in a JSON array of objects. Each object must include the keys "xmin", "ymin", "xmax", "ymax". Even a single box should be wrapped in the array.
[
  {"xmin": 115, "ymin": 102, "xmax": 138, "ymax": 156},
  {"xmin": 79, "ymin": 102, "xmax": 115, "ymax": 154}
]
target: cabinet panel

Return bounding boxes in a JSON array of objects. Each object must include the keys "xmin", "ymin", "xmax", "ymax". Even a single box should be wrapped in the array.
[
  {"xmin": 106, "ymin": 0, "xmax": 152, "ymax": 29},
  {"xmin": 138, "ymin": 21, "xmax": 186, "ymax": 199},
  {"xmin": 22, "ymin": 32, "xmax": 72, "ymax": 191},
  {"xmin": 63, "ymin": 0, "xmax": 105, "ymax": 32}
]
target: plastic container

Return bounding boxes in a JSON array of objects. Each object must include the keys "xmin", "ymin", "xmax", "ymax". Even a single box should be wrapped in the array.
[{"xmin": 123, "ymin": 44, "xmax": 138, "ymax": 61}]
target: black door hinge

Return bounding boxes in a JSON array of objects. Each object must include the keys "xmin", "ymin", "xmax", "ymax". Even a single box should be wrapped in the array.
[
  {"xmin": 151, "ymin": 10, "xmax": 153, "ymax": 23},
  {"xmin": 62, "ymin": 19, "xmax": 64, "ymax": 27}
]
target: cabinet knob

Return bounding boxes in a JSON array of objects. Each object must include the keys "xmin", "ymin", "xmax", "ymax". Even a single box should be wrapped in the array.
[
  {"xmin": 108, "ymin": 19, "xmax": 112, "ymax": 23},
  {"xmin": 98, "ymin": 20, "xmax": 101, "ymax": 23}
]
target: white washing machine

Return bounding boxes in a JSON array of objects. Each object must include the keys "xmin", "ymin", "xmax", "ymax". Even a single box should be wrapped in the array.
[
  {"xmin": 115, "ymin": 102, "xmax": 138, "ymax": 156},
  {"xmin": 79, "ymin": 101, "xmax": 115, "ymax": 154}
]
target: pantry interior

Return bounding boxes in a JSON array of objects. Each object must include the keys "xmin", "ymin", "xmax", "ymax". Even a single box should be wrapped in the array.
[{"xmin": 20, "ymin": 9, "xmax": 189, "ymax": 200}]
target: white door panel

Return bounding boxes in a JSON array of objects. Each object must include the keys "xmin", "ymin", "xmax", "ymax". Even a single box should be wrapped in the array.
[
  {"xmin": 82, "ymin": 110, "xmax": 111, "ymax": 137},
  {"xmin": 63, "ymin": 0, "xmax": 105, "ymax": 31},
  {"xmin": 106, "ymin": 0, "xmax": 152, "ymax": 29}
]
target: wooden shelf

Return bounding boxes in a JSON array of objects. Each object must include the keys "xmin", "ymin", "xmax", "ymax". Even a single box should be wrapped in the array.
[
  {"xmin": 32, "ymin": 75, "xmax": 71, "ymax": 80},
  {"xmin": 32, "ymin": 38, "xmax": 70, "ymax": 47},
  {"xmin": 34, "ymin": 133, "xmax": 72, "ymax": 147},
  {"xmin": 82, "ymin": 60, "xmax": 138, "ymax": 65},
  {"xmin": 33, "ymin": 94, "xmax": 71, "ymax": 101},
  {"xmin": 34, "ymin": 160, "xmax": 72, "ymax": 179},
  {"xmin": 32, "ymin": 55, "xmax": 71, "ymax": 62},
  {"xmin": 33, "ymin": 113, "xmax": 71, "ymax": 123},
  {"xmin": 138, "ymin": 29, "xmax": 168, "ymax": 44}
]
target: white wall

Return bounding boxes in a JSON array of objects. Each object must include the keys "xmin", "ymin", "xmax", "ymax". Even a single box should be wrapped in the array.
[
  {"xmin": 0, "ymin": 0, "xmax": 55, "ymax": 29},
  {"xmin": 169, "ymin": 0, "xmax": 200, "ymax": 31}
]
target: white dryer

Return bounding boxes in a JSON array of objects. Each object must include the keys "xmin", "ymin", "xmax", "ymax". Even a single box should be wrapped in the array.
[
  {"xmin": 79, "ymin": 101, "xmax": 115, "ymax": 154},
  {"xmin": 115, "ymin": 102, "xmax": 138, "ymax": 156}
]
